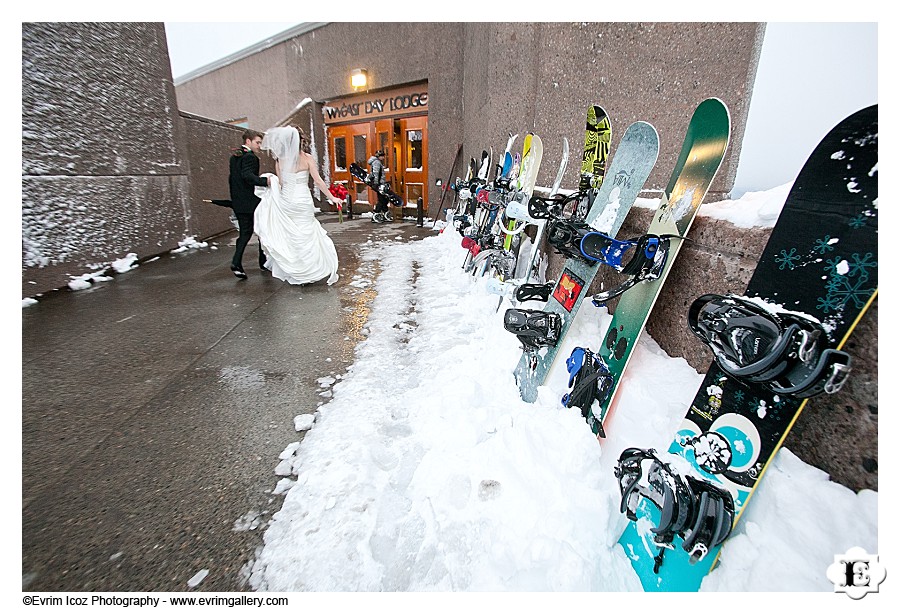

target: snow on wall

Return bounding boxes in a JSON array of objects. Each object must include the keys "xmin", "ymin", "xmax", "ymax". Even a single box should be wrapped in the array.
[{"xmin": 22, "ymin": 22, "xmax": 191, "ymax": 297}]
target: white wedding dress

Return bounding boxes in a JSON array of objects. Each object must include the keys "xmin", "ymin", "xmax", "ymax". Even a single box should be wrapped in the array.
[{"xmin": 254, "ymin": 170, "xmax": 339, "ymax": 285}]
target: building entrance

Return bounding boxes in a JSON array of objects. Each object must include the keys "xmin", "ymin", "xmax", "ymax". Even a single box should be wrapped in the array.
[{"xmin": 324, "ymin": 82, "xmax": 428, "ymax": 212}]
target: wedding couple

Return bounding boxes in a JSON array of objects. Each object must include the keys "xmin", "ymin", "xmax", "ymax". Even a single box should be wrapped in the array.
[{"xmin": 228, "ymin": 126, "xmax": 343, "ymax": 285}]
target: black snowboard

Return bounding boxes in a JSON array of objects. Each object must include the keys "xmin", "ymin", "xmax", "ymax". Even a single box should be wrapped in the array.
[
  {"xmin": 618, "ymin": 104, "xmax": 878, "ymax": 591},
  {"xmin": 349, "ymin": 162, "xmax": 403, "ymax": 206}
]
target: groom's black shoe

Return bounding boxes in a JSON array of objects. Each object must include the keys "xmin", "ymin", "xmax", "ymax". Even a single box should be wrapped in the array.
[{"xmin": 231, "ymin": 265, "xmax": 248, "ymax": 279}]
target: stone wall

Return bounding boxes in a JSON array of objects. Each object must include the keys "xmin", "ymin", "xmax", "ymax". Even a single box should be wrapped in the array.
[
  {"xmin": 20, "ymin": 24, "xmax": 282, "ymax": 298},
  {"xmin": 543, "ymin": 204, "xmax": 878, "ymax": 492},
  {"xmin": 180, "ymin": 112, "xmax": 275, "ymax": 242}
]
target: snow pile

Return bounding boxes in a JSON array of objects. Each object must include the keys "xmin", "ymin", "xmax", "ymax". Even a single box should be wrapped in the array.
[
  {"xmin": 110, "ymin": 252, "xmax": 139, "ymax": 273},
  {"xmin": 698, "ymin": 183, "xmax": 791, "ymax": 228},
  {"xmin": 170, "ymin": 236, "xmax": 209, "ymax": 253},
  {"xmin": 247, "ymin": 184, "xmax": 876, "ymax": 592},
  {"xmin": 67, "ymin": 269, "xmax": 114, "ymax": 291},
  {"xmin": 633, "ymin": 182, "xmax": 791, "ymax": 229}
]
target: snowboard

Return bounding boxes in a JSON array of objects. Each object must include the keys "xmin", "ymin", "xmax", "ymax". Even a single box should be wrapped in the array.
[
  {"xmin": 478, "ymin": 149, "xmax": 491, "ymax": 181},
  {"xmin": 494, "ymin": 133, "xmax": 518, "ymax": 191},
  {"xmin": 461, "ymin": 136, "xmax": 518, "ymax": 271},
  {"xmin": 581, "ymin": 104, "xmax": 612, "ymax": 192},
  {"xmin": 587, "ymin": 98, "xmax": 731, "ymax": 437},
  {"xmin": 348, "ymin": 162, "xmax": 403, "ymax": 206},
  {"xmin": 486, "ymin": 136, "xmax": 570, "ymax": 301},
  {"xmin": 502, "ymin": 134, "xmax": 543, "ymax": 252},
  {"xmin": 493, "ymin": 103, "xmax": 609, "ymax": 299},
  {"xmin": 514, "ymin": 120, "xmax": 660, "ymax": 403},
  {"xmin": 475, "ymin": 135, "xmax": 543, "ymax": 281},
  {"xmin": 519, "ymin": 136, "xmax": 569, "ymax": 284},
  {"xmin": 617, "ymin": 104, "xmax": 878, "ymax": 591}
]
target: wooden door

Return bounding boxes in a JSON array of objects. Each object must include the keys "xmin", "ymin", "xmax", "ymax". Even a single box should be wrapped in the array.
[
  {"xmin": 328, "ymin": 123, "xmax": 370, "ymax": 205},
  {"xmin": 373, "ymin": 119, "xmax": 392, "ymax": 206},
  {"xmin": 397, "ymin": 116, "xmax": 428, "ymax": 207}
]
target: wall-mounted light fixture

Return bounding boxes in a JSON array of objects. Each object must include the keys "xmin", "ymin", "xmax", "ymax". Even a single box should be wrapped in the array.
[{"xmin": 350, "ymin": 68, "xmax": 368, "ymax": 90}]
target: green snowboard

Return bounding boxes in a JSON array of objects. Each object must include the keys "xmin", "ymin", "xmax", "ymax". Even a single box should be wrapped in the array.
[{"xmin": 587, "ymin": 98, "xmax": 731, "ymax": 438}]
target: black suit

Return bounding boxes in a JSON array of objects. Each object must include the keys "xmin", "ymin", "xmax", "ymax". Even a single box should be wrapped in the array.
[{"xmin": 228, "ymin": 147, "xmax": 269, "ymax": 269}]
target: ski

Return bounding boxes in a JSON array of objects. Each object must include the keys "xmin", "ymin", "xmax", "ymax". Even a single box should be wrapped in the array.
[{"xmin": 616, "ymin": 104, "xmax": 878, "ymax": 591}]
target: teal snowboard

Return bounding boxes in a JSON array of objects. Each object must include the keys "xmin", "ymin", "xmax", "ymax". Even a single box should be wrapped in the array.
[{"xmin": 514, "ymin": 120, "xmax": 660, "ymax": 403}]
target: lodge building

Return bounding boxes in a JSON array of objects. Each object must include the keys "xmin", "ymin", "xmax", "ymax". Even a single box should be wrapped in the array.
[{"xmin": 172, "ymin": 22, "xmax": 766, "ymax": 218}]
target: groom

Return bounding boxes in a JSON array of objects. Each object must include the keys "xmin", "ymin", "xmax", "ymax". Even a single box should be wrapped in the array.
[{"xmin": 228, "ymin": 129, "xmax": 271, "ymax": 279}]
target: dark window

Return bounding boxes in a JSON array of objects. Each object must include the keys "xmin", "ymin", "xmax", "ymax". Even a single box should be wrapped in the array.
[
  {"xmin": 334, "ymin": 137, "xmax": 347, "ymax": 171},
  {"xmin": 353, "ymin": 134, "xmax": 367, "ymax": 166}
]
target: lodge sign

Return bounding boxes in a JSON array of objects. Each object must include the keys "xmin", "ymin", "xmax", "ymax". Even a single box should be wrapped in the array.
[{"xmin": 323, "ymin": 84, "xmax": 429, "ymax": 124}]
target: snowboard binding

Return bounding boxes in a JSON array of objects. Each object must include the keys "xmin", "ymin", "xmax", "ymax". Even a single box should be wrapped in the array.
[
  {"xmin": 488, "ymin": 250, "xmax": 517, "ymax": 279},
  {"xmin": 503, "ymin": 308, "xmax": 562, "ymax": 351},
  {"xmin": 527, "ymin": 191, "xmax": 584, "ymax": 221},
  {"xmin": 562, "ymin": 347, "xmax": 614, "ymax": 437},
  {"xmin": 688, "ymin": 294, "xmax": 852, "ymax": 398},
  {"xmin": 460, "ymin": 235, "xmax": 481, "ymax": 257},
  {"xmin": 514, "ymin": 282, "xmax": 554, "ymax": 303},
  {"xmin": 546, "ymin": 218, "xmax": 595, "ymax": 263},
  {"xmin": 475, "ymin": 187, "xmax": 502, "ymax": 212},
  {"xmin": 452, "ymin": 214, "xmax": 473, "ymax": 234},
  {"xmin": 614, "ymin": 448, "xmax": 735, "ymax": 569},
  {"xmin": 585, "ymin": 233, "xmax": 674, "ymax": 304}
]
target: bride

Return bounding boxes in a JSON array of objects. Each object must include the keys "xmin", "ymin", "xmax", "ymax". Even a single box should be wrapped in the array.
[{"xmin": 254, "ymin": 125, "xmax": 343, "ymax": 285}]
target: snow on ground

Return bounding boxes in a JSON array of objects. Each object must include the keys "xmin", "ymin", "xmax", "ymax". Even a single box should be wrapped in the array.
[{"xmin": 245, "ymin": 185, "xmax": 876, "ymax": 592}]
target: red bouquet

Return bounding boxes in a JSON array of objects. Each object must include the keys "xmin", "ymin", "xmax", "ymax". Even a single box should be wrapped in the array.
[{"xmin": 329, "ymin": 183, "xmax": 349, "ymax": 201}]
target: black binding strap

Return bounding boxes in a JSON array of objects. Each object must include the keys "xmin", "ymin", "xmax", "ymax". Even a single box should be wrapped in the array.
[
  {"xmin": 614, "ymin": 448, "xmax": 735, "ymax": 568},
  {"xmin": 688, "ymin": 294, "xmax": 853, "ymax": 398}
]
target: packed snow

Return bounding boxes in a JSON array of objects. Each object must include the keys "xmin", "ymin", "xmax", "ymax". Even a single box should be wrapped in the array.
[{"xmin": 240, "ymin": 185, "xmax": 876, "ymax": 592}]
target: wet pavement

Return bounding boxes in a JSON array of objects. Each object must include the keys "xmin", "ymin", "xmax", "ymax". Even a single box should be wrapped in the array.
[{"xmin": 21, "ymin": 214, "xmax": 435, "ymax": 592}]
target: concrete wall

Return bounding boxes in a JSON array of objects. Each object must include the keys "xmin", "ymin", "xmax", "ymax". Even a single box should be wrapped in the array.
[
  {"xmin": 180, "ymin": 112, "xmax": 276, "ymax": 241},
  {"xmin": 174, "ymin": 22, "xmax": 764, "ymax": 216},
  {"xmin": 20, "ymin": 23, "xmax": 282, "ymax": 298},
  {"xmin": 22, "ymin": 22, "xmax": 191, "ymax": 297},
  {"xmin": 458, "ymin": 23, "xmax": 763, "ymax": 202}
]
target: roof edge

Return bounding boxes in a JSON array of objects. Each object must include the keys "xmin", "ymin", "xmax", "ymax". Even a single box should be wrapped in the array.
[{"xmin": 172, "ymin": 22, "xmax": 329, "ymax": 86}]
